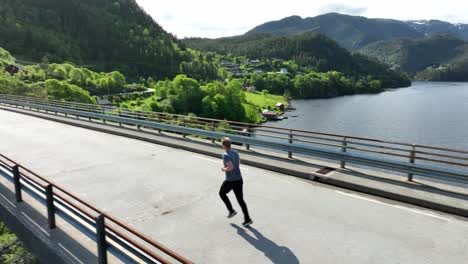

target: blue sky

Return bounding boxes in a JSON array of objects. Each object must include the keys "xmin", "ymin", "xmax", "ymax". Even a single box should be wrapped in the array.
[{"xmin": 135, "ymin": 0, "xmax": 468, "ymax": 38}]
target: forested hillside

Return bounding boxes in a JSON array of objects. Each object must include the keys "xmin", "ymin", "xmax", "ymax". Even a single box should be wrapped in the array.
[
  {"xmin": 246, "ymin": 13, "xmax": 423, "ymax": 50},
  {"xmin": 415, "ymin": 45, "xmax": 468, "ymax": 81},
  {"xmin": 360, "ymin": 34, "xmax": 468, "ymax": 81},
  {"xmin": 184, "ymin": 32, "xmax": 411, "ymax": 89},
  {"xmin": 245, "ymin": 13, "xmax": 468, "ymax": 50},
  {"xmin": 0, "ymin": 0, "xmax": 220, "ymax": 80},
  {"xmin": 186, "ymin": 33, "xmax": 354, "ymax": 72},
  {"xmin": 0, "ymin": 46, "xmax": 125, "ymax": 103}
]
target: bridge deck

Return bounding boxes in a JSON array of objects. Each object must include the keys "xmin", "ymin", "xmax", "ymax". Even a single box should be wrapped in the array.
[{"xmin": 1, "ymin": 109, "xmax": 467, "ymax": 263}]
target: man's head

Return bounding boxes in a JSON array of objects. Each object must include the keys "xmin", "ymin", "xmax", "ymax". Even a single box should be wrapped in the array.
[{"xmin": 222, "ymin": 137, "xmax": 232, "ymax": 150}]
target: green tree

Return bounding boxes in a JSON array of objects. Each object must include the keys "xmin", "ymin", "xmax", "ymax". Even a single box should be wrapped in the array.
[
  {"xmin": 44, "ymin": 79, "xmax": 95, "ymax": 104},
  {"xmin": 0, "ymin": 47, "xmax": 14, "ymax": 67},
  {"xmin": 154, "ymin": 74, "xmax": 204, "ymax": 114}
]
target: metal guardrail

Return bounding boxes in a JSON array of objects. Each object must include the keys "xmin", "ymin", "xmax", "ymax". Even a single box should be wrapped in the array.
[
  {"xmin": 0, "ymin": 94, "xmax": 467, "ymax": 184},
  {"xmin": 0, "ymin": 154, "xmax": 194, "ymax": 264}
]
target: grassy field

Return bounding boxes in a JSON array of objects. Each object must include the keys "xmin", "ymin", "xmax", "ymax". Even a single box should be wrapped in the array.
[
  {"xmin": 245, "ymin": 92, "xmax": 288, "ymax": 111},
  {"xmin": 116, "ymin": 91, "xmax": 289, "ymax": 124}
]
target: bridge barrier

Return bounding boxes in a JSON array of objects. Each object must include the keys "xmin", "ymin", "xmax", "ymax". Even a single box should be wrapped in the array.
[
  {"xmin": 0, "ymin": 154, "xmax": 194, "ymax": 264},
  {"xmin": 0, "ymin": 94, "xmax": 467, "ymax": 185}
]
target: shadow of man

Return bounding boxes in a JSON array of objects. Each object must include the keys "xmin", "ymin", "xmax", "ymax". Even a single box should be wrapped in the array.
[{"xmin": 231, "ymin": 224, "xmax": 300, "ymax": 264}]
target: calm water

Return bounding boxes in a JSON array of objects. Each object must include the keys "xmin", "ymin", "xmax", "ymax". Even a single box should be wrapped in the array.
[{"xmin": 268, "ymin": 82, "xmax": 468, "ymax": 150}]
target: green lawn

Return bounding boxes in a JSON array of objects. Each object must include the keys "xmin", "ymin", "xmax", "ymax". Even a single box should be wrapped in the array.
[
  {"xmin": 245, "ymin": 92, "xmax": 288, "ymax": 111},
  {"xmin": 117, "ymin": 91, "xmax": 288, "ymax": 124}
]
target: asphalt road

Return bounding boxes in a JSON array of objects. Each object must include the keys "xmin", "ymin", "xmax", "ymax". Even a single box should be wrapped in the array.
[{"xmin": 1, "ymin": 110, "xmax": 467, "ymax": 264}]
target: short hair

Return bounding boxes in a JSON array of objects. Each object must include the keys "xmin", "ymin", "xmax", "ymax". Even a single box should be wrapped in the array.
[{"xmin": 222, "ymin": 137, "xmax": 232, "ymax": 149}]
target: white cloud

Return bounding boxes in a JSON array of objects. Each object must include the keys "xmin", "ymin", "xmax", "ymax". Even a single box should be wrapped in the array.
[
  {"xmin": 319, "ymin": 4, "xmax": 368, "ymax": 16},
  {"xmin": 135, "ymin": 0, "xmax": 468, "ymax": 38}
]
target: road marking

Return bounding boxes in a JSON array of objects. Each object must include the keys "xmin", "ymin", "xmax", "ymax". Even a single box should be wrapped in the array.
[
  {"xmin": 58, "ymin": 243, "xmax": 85, "ymax": 264},
  {"xmin": 335, "ymin": 191, "xmax": 451, "ymax": 221},
  {"xmin": 193, "ymin": 155, "xmax": 219, "ymax": 163},
  {"xmin": 193, "ymin": 155, "xmax": 249, "ymax": 171}
]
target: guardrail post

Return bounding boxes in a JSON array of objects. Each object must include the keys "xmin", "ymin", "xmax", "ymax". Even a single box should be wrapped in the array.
[
  {"xmin": 45, "ymin": 185, "xmax": 56, "ymax": 229},
  {"xmin": 101, "ymin": 108, "xmax": 106, "ymax": 124},
  {"xmin": 182, "ymin": 119, "xmax": 187, "ymax": 138},
  {"xmin": 211, "ymin": 122, "xmax": 216, "ymax": 144},
  {"xmin": 341, "ymin": 137, "xmax": 348, "ymax": 168},
  {"xmin": 408, "ymin": 145, "xmax": 416, "ymax": 181},
  {"xmin": 157, "ymin": 114, "xmax": 162, "ymax": 133},
  {"xmin": 96, "ymin": 214, "xmax": 108, "ymax": 264},
  {"xmin": 12, "ymin": 165, "xmax": 22, "ymax": 202},
  {"xmin": 245, "ymin": 127, "xmax": 250, "ymax": 150},
  {"xmin": 137, "ymin": 112, "xmax": 142, "ymax": 129},
  {"xmin": 288, "ymin": 130, "xmax": 293, "ymax": 159}
]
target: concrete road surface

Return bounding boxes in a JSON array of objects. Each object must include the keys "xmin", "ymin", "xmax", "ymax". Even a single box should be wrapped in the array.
[{"xmin": 0, "ymin": 110, "xmax": 467, "ymax": 264}]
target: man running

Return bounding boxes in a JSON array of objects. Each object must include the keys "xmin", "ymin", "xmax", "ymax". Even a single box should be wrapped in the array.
[{"xmin": 219, "ymin": 137, "xmax": 253, "ymax": 227}]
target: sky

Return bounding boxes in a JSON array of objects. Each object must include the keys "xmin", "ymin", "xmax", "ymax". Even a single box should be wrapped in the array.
[{"xmin": 135, "ymin": 0, "xmax": 468, "ymax": 38}]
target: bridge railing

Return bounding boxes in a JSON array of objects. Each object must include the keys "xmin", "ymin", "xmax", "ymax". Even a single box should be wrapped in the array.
[
  {"xmin": 0, "ymin": 94, "xmax": 467, "ymax": 184},
  {"xmin": 0, "ymin": 153, "xmax": 194, "ymax": 264}
]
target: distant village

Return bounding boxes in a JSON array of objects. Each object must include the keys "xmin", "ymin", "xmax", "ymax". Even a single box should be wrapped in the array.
[{"xmin": 219, "ymin": 58, "xmax": 291, "ymax": 77}]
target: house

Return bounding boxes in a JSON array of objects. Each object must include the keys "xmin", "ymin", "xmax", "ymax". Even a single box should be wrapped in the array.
[
  {"xmin": 223, "ymin": 63, "xmax": 242, "ymax": 75},
  {"xmin": 253, "ymin": 69, "xmax": 263, "ymax": 74},
  {"xmin": 244, "ymin": 86, "xmax": 256, "ymax": 92},
  {"xmin": 220, "ymin": 60, "xmax": 233, "ymax": 66},
  {"xmin": 5, "ymin": 64, "xmax": 19, "ymax": 75},
  {"xmin": 96, "ymin": 98, "xmax": 114, "ymax": 106},
  {"xmin": 277, "ymin": 68, "xmax": 289, "ymax": 75},
  {"xmin": 276, "ymin": 102, "xmax": 285, "ymax": 111},
  {"xmin": 250, "ymin": 59, "xmax": 261, "ymax": 64}
]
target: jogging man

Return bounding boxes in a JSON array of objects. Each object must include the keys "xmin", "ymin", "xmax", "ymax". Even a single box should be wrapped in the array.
[{"xmin": 219, "ymin": 137, "xmax": 253, "ymax": 227}]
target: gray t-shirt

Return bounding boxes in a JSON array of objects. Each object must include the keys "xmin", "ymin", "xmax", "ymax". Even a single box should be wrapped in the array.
[{"xmin": 223, "ymin": 149, "xmax": 242, "ymax": 182}]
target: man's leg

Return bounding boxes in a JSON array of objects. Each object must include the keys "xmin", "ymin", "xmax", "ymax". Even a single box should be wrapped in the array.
[
  {"xmin": 219, "ymin": 181, "xmax": 235, "ymax": 213},
  {"xmin": 233, "ymin": 181, "xmax": 251, "ymax": 221}
]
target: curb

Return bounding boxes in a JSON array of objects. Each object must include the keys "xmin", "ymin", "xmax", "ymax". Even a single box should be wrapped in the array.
[{"xmin": 314, "ymin": 176, "xmax": 468, "ymax": 218}]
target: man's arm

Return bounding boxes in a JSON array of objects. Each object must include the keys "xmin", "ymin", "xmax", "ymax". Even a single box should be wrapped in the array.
[
  {"xmin": 222, "ymin": 154, "xmax": 234, "ymax": 172},
  {"xmin": 222, "ymin": 161, "xmax": 234, "ymax": 172}
]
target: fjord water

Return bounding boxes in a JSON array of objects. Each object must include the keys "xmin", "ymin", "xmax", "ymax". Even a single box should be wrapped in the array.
[{"xmin": 271, "ymin": 82, "xmax": 468, "ymax": 150}]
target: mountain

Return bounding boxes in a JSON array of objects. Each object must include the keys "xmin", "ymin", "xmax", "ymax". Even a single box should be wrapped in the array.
[
  {"xmin": 185, "ymin": 33, "xmax": 355, "ymax": 72},
  {"xmin": 415, "ymin": 45, "xmax": 468, "ymax": 81},
  {"xmin": 246, "ymin": 13, "xmax": 468, "ymax": 50},
  {"xmin": 0, "ymin": 0, "xmax": 188, "ymax": 79},
  {"xmin": 246, "ymin": 13, "xmax": 423, "ymax": 50},
  {"xmin": 407, "ymin": 20, "xmax": 468, "ymax": 40},
  {"xmin": 360, "ymin": 34, "xmax": 468, "ymax": 81},
  {"xmin": 183, "ymin": 32, "xmax": 411, "ymax": 88}
]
